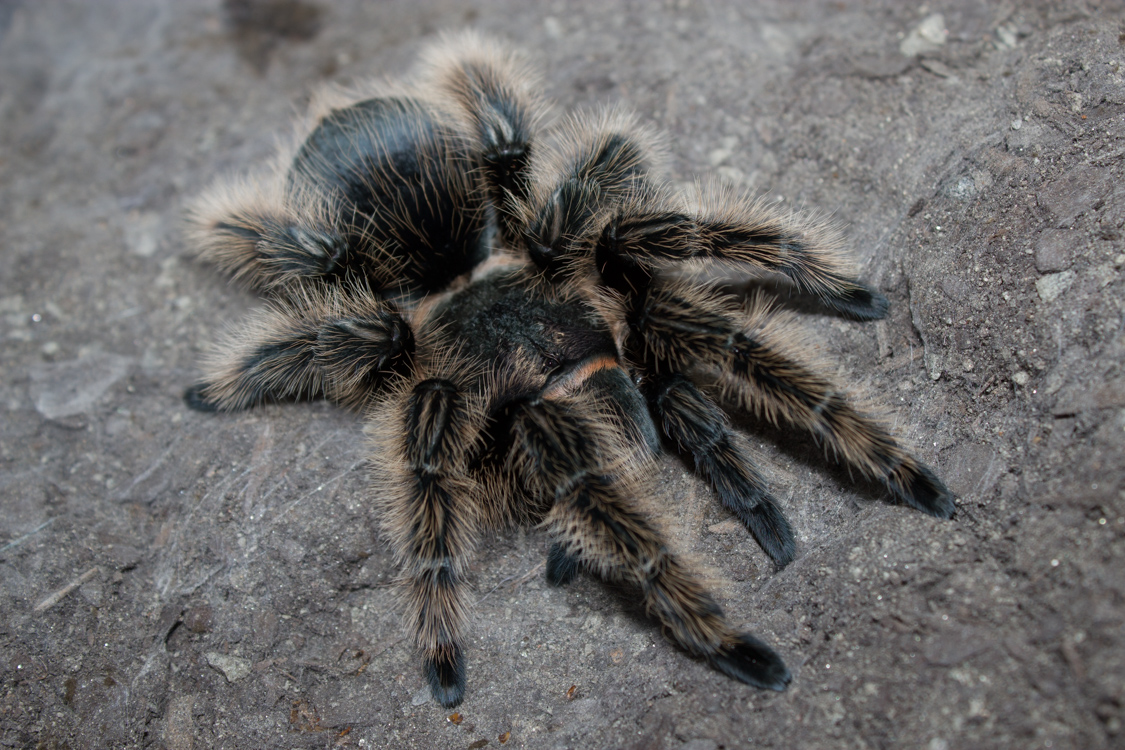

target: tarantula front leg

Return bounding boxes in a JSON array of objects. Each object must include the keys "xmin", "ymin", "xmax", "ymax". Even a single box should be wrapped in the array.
[
  {"xmin": 187, "ymin": 180, "xmax": 356, "ymax": 292},
  {"xmin": 647, "ymin": 373, "xmax": 796, "ymax": 567},
  {"xmin": 544, "ymin": 541, "xmax": 583, "ymax": 586},
  {"xmin": 598, "ymin": 182, "xmax": 889, "ymax": 320},
  {"xmin": 419, "ymin": 32, "xmax": 546, "ymax": 247},
  {"xmin": 370, "ymin": 373, "xmax": 486, "ymax": 708},
  {"xmin": 184, "ymin": 285, "xmax": 412, "ymax": 412},
  {"xmin": 518, "ymin": 108, "xmax": 663, "ymax": 279},
  {"xmin": 505, "ymin": 394, "xmax": 790, "ymax": 691},
  {"xmin": 628, "ymin": 280, "xmax": 955, "ymax": 518}
]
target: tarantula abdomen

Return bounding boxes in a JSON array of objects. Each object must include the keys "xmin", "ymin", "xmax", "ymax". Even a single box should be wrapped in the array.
[{"xmin": 289, "ymin": 96, "xmax": 493, "ymax": 293}]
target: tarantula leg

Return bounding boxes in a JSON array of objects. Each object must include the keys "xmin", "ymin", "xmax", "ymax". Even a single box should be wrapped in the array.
[
  {"xmin": 520, "ymin": 108, "xmax": 662, "ymax": 278},
  {"xmin": 185, "ymin": 286, "xmax": 411, "ymax": 412},
  {"xmin": 630, "ymin": 281, "xmax": 955, "ymax": 519},
  {"xmin": 184, "ymin": 305, "xmax": 324, "ymax": 412},
  {"xmin": 648, "ymin": 373, "xmax": 796, "ymax": 567},
  {"xmin": 314, "ymin": 311, "xmax": 414, "ymax": 410},
  {"xmin": 188, "ymin": 180, "xmax": 350, "ymax": 291},
  {"xmin": 545, "ymin": 541, "xmax": 582, "ymax": 586},
  {"xmin": 507, "ymin": 395, "xmax": 790, "ymax": 691},
  {"xmin": 420, "ymin": 32, "xmax": 544, "ymax": 247},
  {"xmin": 371, "ymin": 376, "xmax": 484, "ymax": 708},
  {"xmin": 719, "ymin": 338, "xmax": 954, "ymax": 517},
  {"xmin": 600, "ymin": 183, "xmax": 890, "ymax": 320}
]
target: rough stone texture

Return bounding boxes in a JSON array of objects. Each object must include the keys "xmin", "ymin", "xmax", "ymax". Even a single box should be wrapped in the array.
[{"xmin": 2, "ymin": 1, "xmax": 1123, "ymax": 748}]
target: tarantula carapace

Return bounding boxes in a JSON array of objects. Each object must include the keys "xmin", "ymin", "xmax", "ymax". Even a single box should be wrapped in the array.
[{"xmin": 184, "ymin": 33, "xmax": 955, "ymax": 708}]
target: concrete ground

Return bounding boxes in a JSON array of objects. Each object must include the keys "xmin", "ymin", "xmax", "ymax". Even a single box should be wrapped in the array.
[{"xmin": 1, "ymin": 1, "xmax": 1123, "ymax": 748}]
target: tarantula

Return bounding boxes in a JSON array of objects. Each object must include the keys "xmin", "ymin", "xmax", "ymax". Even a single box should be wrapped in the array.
[{"xmin": 184, "ymin": 33, "xmax": 955, "ymax": 708}]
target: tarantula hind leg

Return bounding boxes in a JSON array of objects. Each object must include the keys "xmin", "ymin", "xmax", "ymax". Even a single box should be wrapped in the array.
[
  {"xmin": 600, "ymin": 184, "xmax": 890, "ymax": 321},
  {"xmin": 184, "ymin": 287, "xmax": 412, "ymax": 413},
  {"xmin": 507, "ymin": 394, "xmax": 790, "ymax": 691},
  {"xmin": 545, "ymin": 541, "xmax": 582, "ymax": 586},
  {"xmin": 647, "ymin": 373, "xmax": 796, "ymax": 567},
  {"xmin": 188, "ymin": 180, "xmax": 351, "ymax": 291},
  {"xmin": 419, "ymin": 32, "xmax": 545, "ymax": 247},
  {"xmin": 630, "ymin": 281, "xmax": 955, "ymax": 519}
]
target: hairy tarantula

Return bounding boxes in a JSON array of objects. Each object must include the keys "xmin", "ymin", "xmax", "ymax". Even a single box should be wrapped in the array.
[{"xmin": 184, "ymin": 33, "xmax": 955, "ymax": 708}]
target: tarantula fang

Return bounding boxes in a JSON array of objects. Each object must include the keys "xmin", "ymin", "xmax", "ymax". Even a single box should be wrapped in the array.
[{"xmin": 184, "ymin": 32, "xmax": 954, "ymax": 708}]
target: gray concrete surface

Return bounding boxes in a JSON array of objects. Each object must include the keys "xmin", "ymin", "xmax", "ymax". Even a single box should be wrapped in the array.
[{"xmin": 2, "ymin": 1, "xmax": 1123, "ymax": 748}]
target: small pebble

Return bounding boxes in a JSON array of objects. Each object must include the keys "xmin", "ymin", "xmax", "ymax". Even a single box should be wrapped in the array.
[{"xmin": 1035, "ymin": 270, "xmax": 1076, "ymax": 303}]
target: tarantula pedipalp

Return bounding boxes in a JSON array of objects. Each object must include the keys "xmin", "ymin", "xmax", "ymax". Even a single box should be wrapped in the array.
[{"xmin": 184, "ymin": 32, "xmax": 955, "ymax": 708}]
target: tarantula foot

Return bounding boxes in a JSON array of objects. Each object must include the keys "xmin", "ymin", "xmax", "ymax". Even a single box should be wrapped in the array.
[
  {"xmin": 423, "ymin": 644, "xmax": 466, "ymax": 708},
  {"xmin": 896, "ymin": 463, "xmax": 956, "ymax": 520},
  {"xmin": 740, "ymin": 496, "xmax": 797, "ymax": 568},
  {"xmin": 545, "ymin": 542, "xmax": 580, "ymax": 586},
  {"xmin": 710, "ymin": 633, "xmax": 791, "ymax": 692},
  {"xmin": 183, "ymin": 383, "xmax": 221, "ymax": 412},
  {"xmin": 827, "ymin": 284, "xmax": 890, "ymax": 321}
]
